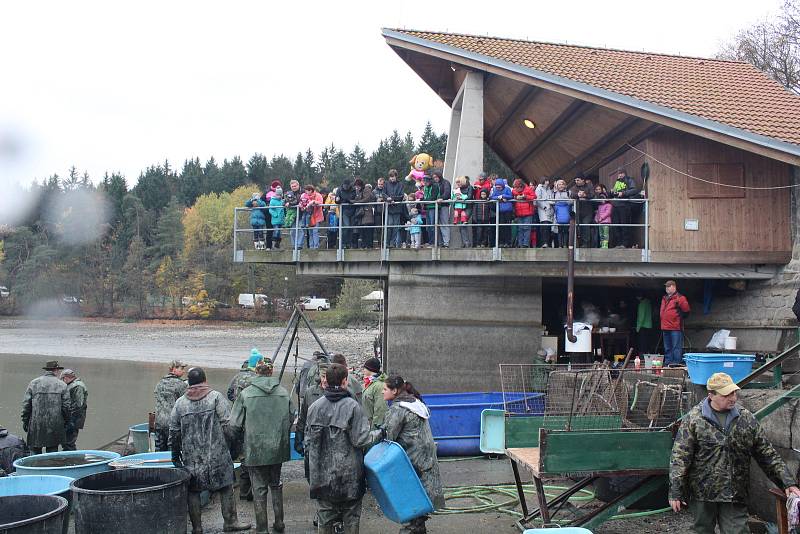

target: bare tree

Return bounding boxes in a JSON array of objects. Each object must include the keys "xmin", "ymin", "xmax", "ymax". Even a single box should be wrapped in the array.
[{"xmin": 718, "ymin": 0, "xmax": 800, "ymax": 93}]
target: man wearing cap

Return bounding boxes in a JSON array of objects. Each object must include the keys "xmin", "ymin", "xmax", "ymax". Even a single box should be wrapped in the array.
[
  {"xmin": 20, "ymin": 361, "xmax": 71, "ymax": 454},
  {"xmin": 153, "ymin": 360, "xmax": 188, "ymax": 452},
  {"xmin": 661, "ymin": 280, "xmax": 690, "ymax": 366},
  {"xmin": 170, "ymin": 367, "xmax": 251, "ymax": 533},
  {"xmin": 669, "ymin": 372, "xmax": 800, "ymax": 533},
  {"xmin": 60, "ymin": 369, "xmax": 88, "ymax": 451},
  {"xmin": 361, "ymin": 357, "xmax": 388, "ymax": 430},
  {"xmin": 230, "ymin": 358, "xmax": 292, "ymax": 533}
]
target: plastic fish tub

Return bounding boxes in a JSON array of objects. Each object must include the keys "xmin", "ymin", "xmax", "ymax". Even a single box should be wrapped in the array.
[
  {"xmin": 13, "ymin": 450, "xmax": 120, "ymax": 479},
  {"xmin": 523, "ymin": 528, "xmax": 593, "ymax": 533},
  {"xmin": 364, "ymin": 441, "xmax": 433, "ymax": 524},
  {"xmin": 0, "ymin": 475, "xmax": 73, "ymax": 497},
  {"xmin": 422, "ymin": 392, "xmax": 544, "ymax": 456},
  {"xmin": 0, "ymin": 494, "xmax": 69, "ymax": 534},
  {"xmin": 684, "ymin": 353, "xmax": 755, "ymax": 385}
]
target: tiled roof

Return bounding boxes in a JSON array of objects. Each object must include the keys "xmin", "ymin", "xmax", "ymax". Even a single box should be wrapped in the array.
[{"xmin": 390, "ymin": 29, "xmax": 800, "ymax": 147}]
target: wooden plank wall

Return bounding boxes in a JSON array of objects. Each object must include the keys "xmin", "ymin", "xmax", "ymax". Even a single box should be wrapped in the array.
[{"xmin": 599, "ymin": 130, "xmax": 792, "ymax": 255}]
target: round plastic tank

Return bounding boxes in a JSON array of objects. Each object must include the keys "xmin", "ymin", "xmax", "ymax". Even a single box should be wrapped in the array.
[
  {"xmin": 128, "ymin": 423, "xmax": 150, "ymax": 454},
  {"xmin": 14, "ymin": 450, "xmax": 120, "ymax": 479},
  {"xmin": 0, "ymin": 475, "xmax": 73, "ymax": 497},
  {"xmin": 71, "ymin": 468, "xmax": 189, "ymax": 534},
  {"xmin": 0, "ymin": 494, "xmax": 69, "ymax": 534}
]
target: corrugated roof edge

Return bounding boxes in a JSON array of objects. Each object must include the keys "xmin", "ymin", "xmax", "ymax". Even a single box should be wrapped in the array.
[
  {"xmin": 384, "ymin": 27, "xmax": 749, "ymax": 65},
  {"xmin": 382, "ymin": 28, "xmax": 800, "ymax": 159}
]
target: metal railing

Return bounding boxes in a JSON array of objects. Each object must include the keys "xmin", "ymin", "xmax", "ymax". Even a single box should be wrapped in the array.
[{"xmin": 233, "ymin": 198, "xmax": 650, "ymax": 262}]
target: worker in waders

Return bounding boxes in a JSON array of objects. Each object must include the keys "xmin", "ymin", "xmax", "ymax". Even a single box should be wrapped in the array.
[
  {"xmin": 226, "ymin": 351, "xmax": 260, "ymax": 502},
  {"xmin": 230, "ymin": 357, "xmax": 291, "ymax": 533},
  {"xmin": 169, "ymin": 367, "xmax": 250, "ymax": 533},
  {"xmin": 361, "ymin": 357, "xmax": 388, "ymax": 430},
  {"xmin": 305, "ymin": 364, "xmax": 373, "ymax": 534},
  {"xmin": 20, "ymin": 360, "xmax": 71, "ymax": 455},
  {"xmin": 153, "ymin": 359, "xmax": 188, "ymax": 451},
  {"xmin": 60, "ymin": 369, "xmax": 88, "ymax": 451}
]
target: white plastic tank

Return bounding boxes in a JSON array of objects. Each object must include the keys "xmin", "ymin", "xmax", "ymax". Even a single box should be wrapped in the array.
[{"xmin": 564, "ymin": 322, "xmax": 592, "ymax": 353}]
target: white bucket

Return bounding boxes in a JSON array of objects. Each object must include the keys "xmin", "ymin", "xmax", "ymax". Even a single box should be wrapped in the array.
[
  {"xmin": 565, "ymin": 322, "xmax": 592, "ymax": 353},
  {"xmin": 724, "ymin": 337, "xmax": 737, "ymax": 350}
]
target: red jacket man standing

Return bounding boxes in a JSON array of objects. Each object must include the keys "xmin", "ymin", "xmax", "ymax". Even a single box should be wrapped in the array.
[{"xmin": 660, "ymin": 280, "xmax": 690, "ymax": 365}]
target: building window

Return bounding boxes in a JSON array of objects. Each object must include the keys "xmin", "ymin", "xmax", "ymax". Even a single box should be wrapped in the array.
[{"xmin": 687, "ymin": 163, "xmax": 745, "ymax": 198}]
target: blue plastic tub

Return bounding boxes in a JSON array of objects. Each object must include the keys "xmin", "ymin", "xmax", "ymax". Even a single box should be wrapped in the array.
[
  {"xmin": 14, "ymin": 450, "xmax": 120, "ymax": 478},
  {"xmin": 129, "ymin": 423, "xmax": 151, "ymax": 453},
  {"xmin": 0, "ymin": 475, "xmax": 74, "ymax": 497},
  {"xmin": 479, "ymin": 409, "xmax": 506, "ymax": 454},
  {"xmin": 290, "ymin": 432, "xmax": 303, "ymax": 461},
  {"xmin": 684, "ymin": 353, "xmax": 755, "ymax": 385},
  {"xmin": 422, "ymin": 392, "xmax": 544, "ymax": 456},
  {"xmin": 364, "ymin": 441, "xmax": 433, "ymax": 524}
]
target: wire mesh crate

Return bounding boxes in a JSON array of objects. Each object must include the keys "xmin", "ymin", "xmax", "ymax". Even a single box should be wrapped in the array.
[{"xmin": 500, "ymin": 363, "xmax": 689, "ymax": 431}]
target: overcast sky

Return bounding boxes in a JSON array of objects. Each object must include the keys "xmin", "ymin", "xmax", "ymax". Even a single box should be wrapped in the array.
[{"xmin": 0, "ymin": 0, "xmax": 783, "ymax": 188}]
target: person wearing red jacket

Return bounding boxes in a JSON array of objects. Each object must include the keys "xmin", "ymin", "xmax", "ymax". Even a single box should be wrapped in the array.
[
  {"xmin": 661, "ymin": 280, "xmax": 690, "ymax": 365},
  {"xmin": 512, "ymin": 179, "xmax": 536, "ymax": 248}
]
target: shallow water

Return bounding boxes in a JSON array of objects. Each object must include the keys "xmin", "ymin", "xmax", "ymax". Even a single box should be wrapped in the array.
[
  {"xmin": 21, "ymin": 453, "xmax": 109, "ymax": 467},
  {"xmin": 0, "ymin": 353, "xmax": 239, "ymax": 449}
]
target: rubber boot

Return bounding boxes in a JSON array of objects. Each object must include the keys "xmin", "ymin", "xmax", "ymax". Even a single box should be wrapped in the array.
[
  {"xmin": 220, "ymin": 485, "xmax": 252, "ymax": 532},
  {"xmin": 239, "ymin": 469, "xmax": 253, "ymax": 501},
  {"xmin": 271, "ymin": 484, "xmax": 285, "ymax": 532},
  {"xmin": 253, "ymin": 495, "xmax": 270, "ymax": 534},
  {"xmin": 188, "ymin": 492, "xmax": 203, "ymax": 534}
]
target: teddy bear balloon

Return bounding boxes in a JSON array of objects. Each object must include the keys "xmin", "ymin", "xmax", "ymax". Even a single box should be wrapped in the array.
[{"xmin": 405, "ymin": 153, "xmax": 434, "ymax": 182}]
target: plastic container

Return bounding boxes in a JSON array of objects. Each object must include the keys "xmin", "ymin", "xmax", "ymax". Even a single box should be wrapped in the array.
[
  {"xmin": 422, "ymin": 392, "xmax": 544, "ymax": 456},
  {"xmin": 565, "ymin": 322, "xmax": 592, "ymax": 352},
  {"xmin": 290, "ymin": 432, "xmax": 303, "ymax": 461},
  {"xmin": 684, "ymin": 353, "xmax": 755, "ymax": 385},
  {"xmin": 724, "ymin": 337, "xmax": 737, "ymax": 350},
  {"xmin": 71, "ymin": 468, "xmax": 189, "ymax": 534},
  {"xmin": 129, "ymin": 423, "xmax": 151, "ymax": 454},
  {"xmin": 479, "ymin": 409, "xmax": 506, "ymax": 454},
  {"xmin": 0, "ymin": 475, "xmax": 73, "ymax": 497},
  {"xmin": 0, "ymin": 494, "xmax": 69, "ymax": 534},
  {"xmin": 13, "ymin": 450, "xmax": 120, "ymax": 479},
  {"xmin": 364, "ymin": 441, "xmax": 433, "ymax": 524}
]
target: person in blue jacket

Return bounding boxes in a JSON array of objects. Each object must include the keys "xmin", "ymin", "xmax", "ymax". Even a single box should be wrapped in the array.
[
  {"xmin": 268, "ymin": 188, "xmax": 285, "ymax": 250},
  {"xmin": 489, "ymin": 178, "xmax": 514, "ymax": 247},
  {"xmin": 245, "ymin": 193, "xmax": 268, "ymax": 250}
]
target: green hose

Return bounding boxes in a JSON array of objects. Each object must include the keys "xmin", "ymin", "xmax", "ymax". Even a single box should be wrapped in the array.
[{"xmin": 435, "ymin": 484, "xmax": 671, "ymax": 522}]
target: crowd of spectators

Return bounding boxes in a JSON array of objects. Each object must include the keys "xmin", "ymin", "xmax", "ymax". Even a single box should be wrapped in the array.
[{"xmin": 243, "ymin": 167, "xmax": 645, "ymax": 251}]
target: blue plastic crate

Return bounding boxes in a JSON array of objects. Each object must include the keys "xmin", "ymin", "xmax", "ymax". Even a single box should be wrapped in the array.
[
  {"xmin": 364, "ymin": 441, "xmax": 433, "ymax": 524},
  {"xmin": 684, "ymin": 353, "xmax": 755, "ymax": 385},
  {"xmin": 290, "ymin": 432, "xmax": 303, "ymax": 461}
]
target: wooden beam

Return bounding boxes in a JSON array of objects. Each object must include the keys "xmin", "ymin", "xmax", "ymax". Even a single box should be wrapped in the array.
[
  {"xmin": 512, "ymin": 100, "xmax": 593, "ymax": 169},
  {"xmin": 489, "ymin": 86, "xmax": 540, "ymax": 144},
  {"xmin": 584, "ymin": 123, "xmax": 662, "ymax": 174},
  {"xmin": 552, "ymin": 117, "xmax": 642, "ymax": 178}
]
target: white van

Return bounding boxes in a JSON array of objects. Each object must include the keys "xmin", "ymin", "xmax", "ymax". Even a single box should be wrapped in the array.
[
  {"xmin": 238, "ymin": 293, "xmax": 269, "ymax": 309},
  {"xmin": 301, "ymin": 297, "xmax": 330, "ymax": 311}
]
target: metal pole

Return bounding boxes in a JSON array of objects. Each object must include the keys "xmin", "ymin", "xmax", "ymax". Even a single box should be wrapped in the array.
[
  {"xmin": 566, "ymin": 216, "xmax": 577, "ymax": 344},
  {"xmin": 643, "ymin": 199, "xmax": 649, "ymax": 261},
  {"xmin": 382, "ymin": 201, "xmax": 388, "ymax": 254},
  {"xmin": 278, "ymin": 314, "xmax": 301, "ymax": 382},
  {"xmin": 433, "ymin": 201, "xmax": 439, "ymax": 254},
  {"xmin": 298, "ymin": 311, "xmax": 331, "ymax": 356},
  {"xmin": 270, "ymin": 307, "xmax": 299, "ymax": 363},
  {"xmin": 494, "ymin": 199, "xmax": 500, "ymax": 255},
  {"xmin": 381, "ymin": 277, "xmax": 389, "ymax": 372},
  {"xmin": 233, "ymin": 208, "xmax": 239, "ymax": 261},
  {"xmin": 338, "ymin": 205, "xmax": 343, "ymax": 257}
]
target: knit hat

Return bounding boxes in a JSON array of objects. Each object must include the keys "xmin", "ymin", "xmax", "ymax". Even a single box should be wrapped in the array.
[
  {"xmin": 363, "ymin": 357, "xmax": 381, "ymax": 373},
  {"xmin": 271, "ymin": 180, "xmax": 282, "ymax": 189},
  {"xmin": 255, "ymin": 357, "xmax": 274, "ymax": 375},
  {"xmin": 248, "ymin": 348, "xmax": 263, "ymax": 369}
]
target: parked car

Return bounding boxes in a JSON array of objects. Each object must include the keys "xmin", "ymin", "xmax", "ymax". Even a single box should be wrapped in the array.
[
  {"xmin": 300, "ymin": 297, "xmax": 330, "ymax": 311},
  {"xmin": 238, "ymin": 293, "xmax": 269, "ymax": 309},
  {"xmin": 62, "ymin": 296, "xmax": 82, "ymax": 304},
  {"xmin": 0, "ymin": 286, "xmax": 9, "ymax": 298}
]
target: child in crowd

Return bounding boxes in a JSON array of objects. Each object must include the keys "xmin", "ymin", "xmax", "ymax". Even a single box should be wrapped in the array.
[
  {"xmin": 595, "ymin": 191, "xmax": 613, "ymax": 249},
  {"xmin": 245, "ymin": 193, "xmax": 268, "ymax": 250},
  {"xmin": 451, "ymin": 176, "xmax": 473, "ymax": 248},
  {"xmin": 472, "ymin": 188, "xmax": 494, "ymax": 247},
  {"xmin": 406, "ymin": 208, "xmax": 423, "ymax": 249},
  {"xmin": 553, "ymin": 179, "xmax": 572, "ymax": 248},
  {"xmin": 324, "ymin": 188, "xmax": 338, "ymax": 249},
  {"xmin": 268, "ymin": 187, "xmax": 285, "ymax": 250}
]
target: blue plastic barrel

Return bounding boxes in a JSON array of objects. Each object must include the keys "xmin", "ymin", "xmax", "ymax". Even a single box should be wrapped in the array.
[
  {"xmin": 422, "ymin": 392, "xmax": 544, "ymax": 456},
  {"xmin": 364, "ymin": 441, "xmax": 433, "ymax": 524},
  {"xmin": 129, "ymin": 423, "xmax": 151, "ymax": 453},
  {"xmin": 684, "ymin": 353, "xmax": 755, "ymax": 385},
  {"xmin": 13, "ymin": 450, "xmax": 120, "ymax": 478}
]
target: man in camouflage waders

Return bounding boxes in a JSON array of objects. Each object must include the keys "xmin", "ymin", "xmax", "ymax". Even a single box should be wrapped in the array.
[
  {"xmin": 153, "ymin": 359, "xmax": 188, "ymax": 452},
  {"xmin": 60, "ymin": 369, "xmax": 88, "ymax": 451},
  {"xmin": 670, "ymin": 372, "xmax": 800, "ymax": 533}
]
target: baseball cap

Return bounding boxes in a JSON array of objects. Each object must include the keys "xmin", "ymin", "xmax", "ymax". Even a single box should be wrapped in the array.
[
  {"xmin": 707, "ymin": 373, "xmax": 740, "ymax": 396},
  {"xmin": 169, "ymin": 359, "xmax": 188, "ymax": 369}
]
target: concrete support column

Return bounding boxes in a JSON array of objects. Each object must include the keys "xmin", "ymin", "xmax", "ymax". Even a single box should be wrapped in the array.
[
  {"xmin": 443, "ymin": 71, "xmax": 484, "ymax": 183},
  {"xmin": 385, "ymin": 265, "xmax": 542, "ymax": 393}
]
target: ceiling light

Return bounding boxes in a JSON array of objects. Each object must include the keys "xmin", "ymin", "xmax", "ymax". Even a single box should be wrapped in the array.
[{"xmin": 523, "ymin": 119, "xmax": 535, "ymax": 129}]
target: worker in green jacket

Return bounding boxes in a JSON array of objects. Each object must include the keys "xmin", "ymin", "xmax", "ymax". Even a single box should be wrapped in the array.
[
  {"xmin": 230, "ymin": 357, "xmax": 292, "ymax": 534},
  {"xmin": 361, "ymin": 357, "xmax": 387, "ymax": 430},
  {"xmin": 60, "ymin": 369, "xmax": 88, "ymax": 451},
  {"xmin": 669, "ymin": 372, "xmax": 800, "ymax": 533}
]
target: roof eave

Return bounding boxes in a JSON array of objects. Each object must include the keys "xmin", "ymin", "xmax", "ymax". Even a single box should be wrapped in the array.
[{"xmin": 383, "ymin": 28, "xmax": 800, "ymax": 167}]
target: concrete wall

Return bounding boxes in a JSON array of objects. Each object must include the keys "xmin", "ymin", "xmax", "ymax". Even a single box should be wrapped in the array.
[{"xmin": 385, "ymin": 265, "xmax": 542, "ymax": 393}]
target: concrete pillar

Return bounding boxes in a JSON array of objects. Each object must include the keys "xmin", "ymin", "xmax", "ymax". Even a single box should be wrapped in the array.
[
  {"xmin": 385, "ymin": 265, "xmax": 542, "ymax": 393},
  {"xmin": 443, "ymin": 71, "xmax": 484, "ymax": 183}
]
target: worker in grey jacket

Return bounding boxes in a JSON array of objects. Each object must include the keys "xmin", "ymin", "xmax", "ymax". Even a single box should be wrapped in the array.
[
  {"xmin": 304, "ymin": 364, "xmax": 373, "ymax": 534},
  {"xmin": 20, "ymin": 360, "xmax": 71, "ymax": 454},
  {"xmin": 170, "ymin": 367, "xmax": 250, "ymax": 534},
  {"xmin": 61, "ymin": 369, "xmax": 88, "ymax": 451},
  {"xmin": 153, "ymin": 360, "xmax": 188, "ymax": 451}
]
